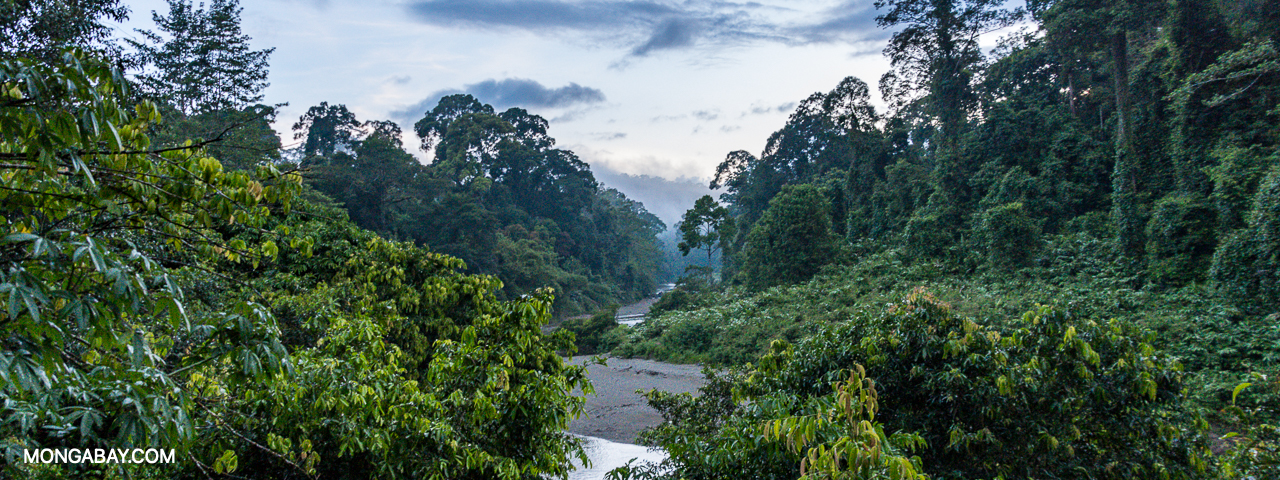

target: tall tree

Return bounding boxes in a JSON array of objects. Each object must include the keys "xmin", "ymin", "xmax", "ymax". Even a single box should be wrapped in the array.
[
  {"xmin": 413, "ymin": 94, "xmax": 494, "ymax": 154},
  {"xmin": 0, "ymin": 0, "xmax": 129, "ymax": 61},
  {"xmin": 677, "ymin": 195, "xmax": 736, "ymax": 278},
  {"xmin": 1041, "ymin": 0, "xmax": 1167, "ymax": 259},
  {"xmin": 713, "ymin": 77, "xmax": 882, "ymax": 234},
  {"xmin": 875, "ymin": 0, "xmax": 1019, "ymax": 143},
  {"xmin": 292, "ymin": 102, "xmax": 362, "ymax": 157},
  {"xmin": 128, "ymin": 0, "xmax": 273, "ymax": 115},
  {"xmin": 739, "ymin": 185, "xmax": 840, "ymax": 291},
  {"xmin": 363, "ymin": 119, "xmax": 404, "ymax": 148},
  {"xmin": 875, "ymin": 0, "xmax": 1021, "ymax": 226}
]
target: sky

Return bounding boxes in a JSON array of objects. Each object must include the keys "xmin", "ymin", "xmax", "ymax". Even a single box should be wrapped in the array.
[{"xmin": 110, "ymin": 0, "xmax": 901, "ymax": 222}]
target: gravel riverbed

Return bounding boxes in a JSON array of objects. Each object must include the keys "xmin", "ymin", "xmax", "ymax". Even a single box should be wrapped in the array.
[{"xmin": 566, "ymin": 355, "xmax": 708, "ymax": 443}]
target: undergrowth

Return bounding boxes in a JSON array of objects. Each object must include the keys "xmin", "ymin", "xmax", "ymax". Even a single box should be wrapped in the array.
[{"xmin": 609, "ymin": 232, "xmax": 1280, "ymax": 421}]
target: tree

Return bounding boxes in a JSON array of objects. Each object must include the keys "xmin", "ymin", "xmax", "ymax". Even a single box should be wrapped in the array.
[
  {"xmin": 128, "ymin": 0, "xmax": 273, "ymax": 115},
  {"xmin": 677, "ymin": 195, "xmax": 736, "ymax": 279},
  {"xmin": 362, "ymin": 119, "xmax": 404, "ymax": 148},
  {"xmin": 739, "ymin": 185, "xmax": 840, "ymax": 291},
  {"xmin": 1038, "ymin": 0, "xmax": 1169, "ymax": 259},
  {"xmin": 978, "ymin": 201, "xmax": 1041, "ymax": 270},
  {"xmin": 412, "ymin": 93, "xmax": 494, "ymax": 154},
  {"xmin": 0, "ymin": 0, "xmax": 129, "ymax": 61},
  {"xmin": 875, "ymin": 0, "xmax": 1019, "ymax": 144},
  {"xmin": 150, "ymin": 103, "xmax": 285, "ymax": 171},
  {"xmin": 0, "ymin": 50, "xmax": 303, "ymax": 471},
  {"xmin": 298, "ymin": 94, "xmax": 664, "ymax": 317},
  {"xmin": 714, "ymin": 77, "xmax": 882, "ymax": 233},
  {"xmin": 308, "ymin": 134, "xmax": 421, "ymax": 233},
  {"xmin": 1211, "ymin": 165, "xmax": 1280, "ymax": 314},
  {"xmin": 875, "ymin": 0, "xmax": 1021, "ymax": 234},
  {"xmin": 292, "ymin": 102, "xmax": 362, "ymax": 157},
  {"xmin": 217, "ymin": 216, "xmax": 596, "ymax": 479}
]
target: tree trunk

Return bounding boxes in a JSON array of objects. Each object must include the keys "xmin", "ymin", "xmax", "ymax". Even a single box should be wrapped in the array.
[{"xmin": 1110, "ymin": 28, "xmax": 1143, "ymax": 259}]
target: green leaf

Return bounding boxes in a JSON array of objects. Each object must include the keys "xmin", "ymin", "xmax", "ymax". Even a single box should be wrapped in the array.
[
  {"xmin": 1, "ymin": 233, "xmax": 39, "ymax": 244},
  {"xmin": 1231, "ymin": 382, "xmax": 1252, "ymax": 405}
]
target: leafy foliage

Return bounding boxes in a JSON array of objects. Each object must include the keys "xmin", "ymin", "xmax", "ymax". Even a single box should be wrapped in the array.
[
  {"xmin": 636, "ymin": 290, "xmax": 1209, "ymax": 480},
  {"xmin": 299, "ymin": 96, "xmax": 664, "ymax": 317},
  {"xmin": 559, "ymin": 306, "xmax": 623, "ymax": 355},
  {"xmin": 1, "ymin": 50, "xmax": 301, "ymax": 469},
  {"xmin": 977, "ymin": 202, "xmax": 1040, "ymax": 270},
  {"xmin": 127, "ymin": 0, "xmax": 273, "ymax": 115},
  {"xmin": 677, "ymin": 195, "xmax": 735, "ymax": 279},
  {"xmin": 618, "ymin": 362, "xmax": 926, "ymax": 480},
  {"xmin": 739, "ymin": 185, "xmax": 841, "ymax": 291},
  {"xmin": 0, "ymin": 0, "xmax": 129, "ymax": 61},
  {"xmin": 2, "ymin": 43, "xmax": 595, "ymax": 479},
  {"xmin": 218, "ymin": 223, "xmax": 593, "ymax": 479}
]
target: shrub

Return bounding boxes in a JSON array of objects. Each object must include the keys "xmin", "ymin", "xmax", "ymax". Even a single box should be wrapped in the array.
[
  {"xmin": 1211, "ymin": 165, "xmax": 1280, "ymax": 313},
  {"xmin": 902, "ymin": 210, "xmax": 951, "ymax": 260},
  {"xmin": 1146, "ymin": 193, "xmax": 1217, "ymax": 285},
  {"xmin": 977, "ymin": 202, "xmax": 1041, "ymax": 270},
  {"xmin": 739, "ymin": 185, "xmax": 840, "ymax": 291},
  {"xmin": 622, "ymin": 364, "xmax": 926, "ymax": 480},
  {"xmin": 743, "ymin": 290, "xmax": 1209, "ymax": 479},
  {"xmin": 560, "ymin": 306, "xmax": 622, "ymax": 355}
]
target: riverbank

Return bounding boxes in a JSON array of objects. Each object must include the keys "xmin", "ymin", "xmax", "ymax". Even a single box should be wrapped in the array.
[{"xmin": 566, "ymin": 355, "xmax": 707, "ymax": 443}]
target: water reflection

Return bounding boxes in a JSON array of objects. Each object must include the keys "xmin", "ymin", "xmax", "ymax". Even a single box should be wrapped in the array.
[{"xmin": 568, "ymin": 435, "xmax": 666, "ymax": 480}]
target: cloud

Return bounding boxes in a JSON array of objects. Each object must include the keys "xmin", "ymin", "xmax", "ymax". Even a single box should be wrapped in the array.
[
  {"xmin": 631, "ymin": 18, "xmax": 697, "ymax": 56},
  {"xmin": 469, "ymin": 78, "xmax": 606, "ymax": 109},
  {"xmin": 592, "ymin": 132, "xmax": 628, "ymax": 141},
  {"xmin": 719, "ymin": 125, "xmax": 740, "ymax": 132},
  {"xmin": 591, "ymin": 167, "xmax": 715, "ymax": 225},
  {"xmin": 651, "ymin": 109, "xmax": 719, "ymax": 123},
  {"xmin": 390, "ymin": 93, "xmax": 459, "ymax": 125},
  {"xmin": 405, "ymin": 0, "xmax": 678, "ymax": 32},
  {"xmin": 403, "ymin": 0, "xmax": 884, "ymax": 59},
  {"xmin": 785, "ymin": 1, "xmax": 888, "ymax": 45},
  {"xmin": 389, "ymin": 75, "xmax": 413, "ymax": 85},
  {"xmin": 391, "ymin": 78, "xmax": 605, "ymax": 124},
  {"xmin": 692, "ymin": 109, "xmax": 719, "ymax": 121},
  {"xmin": 744, "ymin": 101, "xmax": 796, "ymax": 116}
]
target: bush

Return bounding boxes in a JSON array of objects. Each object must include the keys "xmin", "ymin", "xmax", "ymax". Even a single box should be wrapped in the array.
[
  {"xmin": 977, "ymin": 201, "xmax": 1041, "ymax": 270},
  {"xmin": 902, "ymin": 210, "xmax": 952, "ymax": 260},
  {"xmin": 1211, "ymin": 165, "xmax": 1280, "ymax": 313},
  {"xmin": 649, "ymin": 278, "xmax": 713, "ymax": 316},
  {"xmin": 560, "ymin": 306, "xmax": 622, "ymax": 355},
  {"xmin": 624, "ymin": 363, "xmax": 926, "ymax": 480},
  {"xmin": 743, "ymin": 290, "xmax": 1209, "ymax": 479},
  {"xmin": 739, "ymin": 184, "xmax": 840, "ymax": 291},
  {"xmin": 626, "ymin": 290, "xmax": 1212, "ymax": 480},
  {"xmin": 1146, "ymin": 193, "xmax": 1217, "ymax": 285}
]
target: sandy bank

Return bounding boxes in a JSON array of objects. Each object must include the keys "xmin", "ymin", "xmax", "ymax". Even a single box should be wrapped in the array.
[{"xmin": 566, "ymin": 356, "xmax": 708, "ymax": 444}]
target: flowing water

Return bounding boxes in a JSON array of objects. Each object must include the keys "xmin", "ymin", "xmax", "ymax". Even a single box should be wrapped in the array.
[
  {"xmin": 566, "ymin": 286, "xmax": 682, "ymax": 479},
  {"xmin": 567, "ymin": 435, "xmax": 666, "ymax": 480}
]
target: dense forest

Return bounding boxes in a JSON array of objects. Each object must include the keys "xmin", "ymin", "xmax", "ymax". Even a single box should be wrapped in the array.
[
  {"xmin": 295, "ymin": 97, "xmax": 666, "ymax": 316},
  {"xmin": 4, "ymin": 0, "xmax": 1280, "ymax": 479},
  {"xmin": 1, "ymin": 0, "xmax": 658, "ymax": 478},
  {"xmin": 600, "ymin": 0, "xmax": 1280, "ymax": 478}
]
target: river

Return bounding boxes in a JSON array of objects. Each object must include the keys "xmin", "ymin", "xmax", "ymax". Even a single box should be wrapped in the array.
[
  {"xmin": 568, "ymin": 434, "xmax": 667, "ymax": 480},
  {"xmin": 566, "ymin": 287, "xmax": 699, "ymax": 479}
]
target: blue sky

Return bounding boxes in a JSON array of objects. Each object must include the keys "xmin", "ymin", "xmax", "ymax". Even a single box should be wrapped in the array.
[{"xmin": 113, "ymin": 1, "xmax": 897, "ymax": 182}]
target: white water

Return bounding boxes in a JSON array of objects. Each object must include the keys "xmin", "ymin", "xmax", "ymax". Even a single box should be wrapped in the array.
[
  {"xmin": 617, "ymin": 317, "xmax": 646, "ymax": 327},
  {"xmin": 614, "ymin": 283, "xmax": 676, "ymax": 327},
  {"xmin": 568, "ymin": 435, "xmax": 666, "ymax": 480}
]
